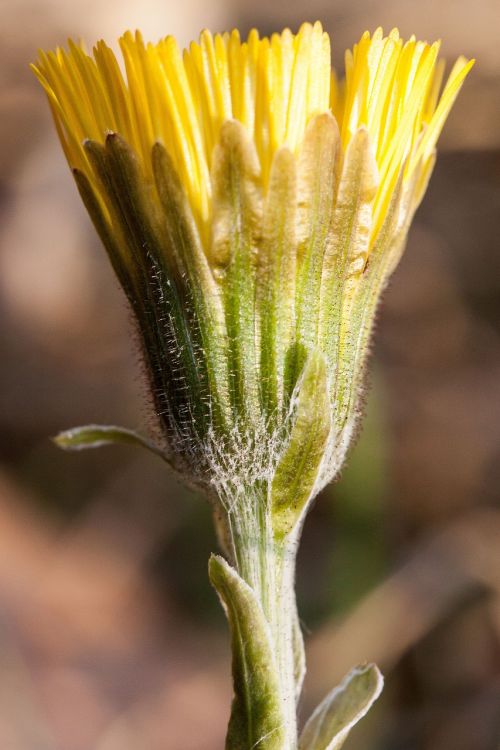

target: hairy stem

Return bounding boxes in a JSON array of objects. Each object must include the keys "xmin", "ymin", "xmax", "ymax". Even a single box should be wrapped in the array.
[{"xmin": 220, "ymin": 483, "xmax": 300, "ymax": 749}]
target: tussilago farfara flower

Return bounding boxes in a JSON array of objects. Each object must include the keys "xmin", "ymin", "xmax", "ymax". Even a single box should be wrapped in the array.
[
  {"xmin": 33, "ymin": 23, "xmax": 472, "ymax": 493},
  {"xmin": 34, "ymin": 22, "xmax": 472, "ymax": 750}
]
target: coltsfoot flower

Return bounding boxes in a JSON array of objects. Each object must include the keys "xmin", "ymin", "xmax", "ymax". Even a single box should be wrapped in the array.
[{"xmin": 33, "ymin": 23, "xmax": 472, "ymax": 750}]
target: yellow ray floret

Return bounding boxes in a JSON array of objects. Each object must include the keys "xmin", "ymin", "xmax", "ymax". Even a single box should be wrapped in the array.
[{"xmin": 32, "ymin": 22, "xmax": 473, "ymax": 244}]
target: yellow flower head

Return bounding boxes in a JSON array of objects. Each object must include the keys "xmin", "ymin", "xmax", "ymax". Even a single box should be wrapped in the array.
[
  {"xmin": 32, "ymin": 22, "xmax": 473, "ymax": 498},
  {"xmin": 32, "ymin": 22, "xmax": 472, "ymax": 245}
]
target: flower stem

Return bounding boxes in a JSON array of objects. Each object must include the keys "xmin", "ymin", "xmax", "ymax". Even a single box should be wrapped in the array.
[{"xmin": 221, "ymin": 484, "xmax": 300, "ymax": 749}]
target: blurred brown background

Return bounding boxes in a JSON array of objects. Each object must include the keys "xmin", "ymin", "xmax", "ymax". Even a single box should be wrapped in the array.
[{"xmin": 1, "ymin": 1, "xmax": 499, "ymax": 748}]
